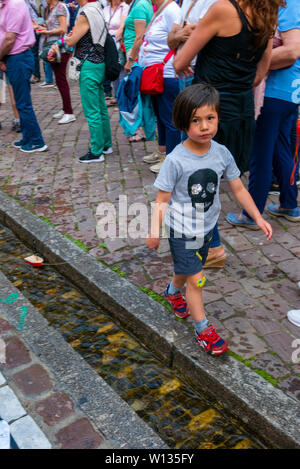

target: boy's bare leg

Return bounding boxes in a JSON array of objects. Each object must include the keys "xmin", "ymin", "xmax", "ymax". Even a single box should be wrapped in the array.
[
  {"xmin": 171, "ymin": 273, "xmax": 187, "ymax": 290},
  {"xmin": 185, "ymin": 271, "xmax": 206, "ymax": 321}
]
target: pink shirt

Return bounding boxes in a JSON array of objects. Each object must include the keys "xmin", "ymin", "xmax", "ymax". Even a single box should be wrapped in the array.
[{"xmin": 0, "ymin": 0, "xmax": 35, "ymax": 55}]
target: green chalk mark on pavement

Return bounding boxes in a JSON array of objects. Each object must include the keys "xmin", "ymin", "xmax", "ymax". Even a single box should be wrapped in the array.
[{"xmin": 18, "ymin": 306, "xmax": 28, "ymax": 331}]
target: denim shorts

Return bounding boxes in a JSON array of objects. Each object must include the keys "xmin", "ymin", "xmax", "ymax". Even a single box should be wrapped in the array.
[{"xmin": 168, "ymin": 229, "xmax": 213, "ymax": 276}]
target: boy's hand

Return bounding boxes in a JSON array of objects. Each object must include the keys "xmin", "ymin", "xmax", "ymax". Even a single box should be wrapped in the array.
[
  {"xmin": 146, "ymin": 234, "xmax": 160, "ymax": 250},
  {"xmin": 256, "ymin": 216, "xmax": 273, "ymax": 241}
]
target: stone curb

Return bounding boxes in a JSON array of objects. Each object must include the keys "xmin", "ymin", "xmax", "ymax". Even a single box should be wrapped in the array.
[
  {"xmin": 0, "ymin": 271, "xmax": 166, "ymax": 449},
  {"xmin": 0, "ymin": 191, "xmax": 299, "ymax": 449}
]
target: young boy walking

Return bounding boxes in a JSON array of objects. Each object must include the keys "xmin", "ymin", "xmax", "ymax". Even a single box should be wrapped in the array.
[{"xmin": 146, "ymin": 84, "xmax": 272, "ymax": 355}]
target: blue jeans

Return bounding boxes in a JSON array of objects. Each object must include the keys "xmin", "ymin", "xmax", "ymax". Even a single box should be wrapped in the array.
[
  {"xmin": 151, "ymin": 78, "xmax": 181, "ymax": 155},
  {"xmin": 43, "ymin": 60, "xmax": 53, "ymax": 83},
  {"xmin": 244, "ymin": 97, "xmax": 298, "ymax": 218},
  {"xmin": 6, "ymin": 50, "xmax": 44, "ymax": 146}
]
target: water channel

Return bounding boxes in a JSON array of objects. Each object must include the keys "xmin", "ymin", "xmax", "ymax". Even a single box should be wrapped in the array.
[{"xmin": 0, "ymin": 224, "xmax": 266, "ymax": 449}]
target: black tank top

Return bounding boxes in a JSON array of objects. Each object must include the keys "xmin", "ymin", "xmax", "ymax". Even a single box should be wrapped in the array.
[{"xmin": 193, "ymin": 0, "xmax": 267, "ymax": 92}]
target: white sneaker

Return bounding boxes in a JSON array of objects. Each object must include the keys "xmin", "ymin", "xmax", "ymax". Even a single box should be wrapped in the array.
[
  {"xmin": 39, "ymin": 82, "xmax": 55, "ymax": 88},
  {"xmin": 287, "ymin": 310, "xmax": 300, "ymax": 327},
  {"xmin": 103, "ymin": 147, "xmax": 113, "ymax": 154},
  {"xmin": 58, "ymin": 114, "xmax": 76, "ymax": 124},
  {"xmin": 53, "ymin": 110, "xmax": 64, "ymax": 119}
]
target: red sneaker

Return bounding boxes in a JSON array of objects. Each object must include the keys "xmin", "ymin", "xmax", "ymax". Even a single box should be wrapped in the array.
[
  {"xmin": 164, "ymin": 289, "xmax": 190, "ymax": 319},
  {"xmin": 195, "ymin": 324, "xmax": 229, "ymax": 355}
]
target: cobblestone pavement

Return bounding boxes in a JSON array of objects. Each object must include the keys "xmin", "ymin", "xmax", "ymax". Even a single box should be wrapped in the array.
[
  {"xmin": 0, "ymin": 78, "xmax": 299, "ymax": 410},
  {"xmin": 0, "ymin": 316, "xmax": 106, "ymax": 449}
]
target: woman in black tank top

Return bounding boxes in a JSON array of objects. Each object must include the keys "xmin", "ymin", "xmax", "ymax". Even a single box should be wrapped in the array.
[{"xmin": 173, "ymin": 0, "xmax": 283, "ymax": 266}]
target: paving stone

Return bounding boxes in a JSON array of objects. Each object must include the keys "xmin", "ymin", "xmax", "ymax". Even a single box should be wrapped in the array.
[
  {"xmin": 35, "ymin": 392, "xmax": 75, "ymax": 426},
  {"xmin": 12, "ymin": 364, "xmax": 53, "ymax": 397},
  {"xmin": 264, "ymin": 331, "xmax": 297, "ymax": 363},
  {"xmin": 4, "ymin": 336, "xmax": 31, "ymax": 370},
  {"xmin": 212, "ymin": 278, "xmax": 241, "ymax": 294},
  {"xmin": 248, "ymin": 316, "xmax": 282, "ymax": 336},
  {"xmin": 250, "ymin": 353, "xmax": 289, "ymax": 379},
  {"xmin": 270, "ymin": 279, "xmax": 300, "ymax": 308},
  {"xmin": 239, "ymin": 278, "xmax": 273, "ymax": 299},
  {"xmin": 277, "ymin": 258, "xmax": 300, "ymax": 282},
  {"xmin": 0, "ymin": 318, "xmax": 11, "ymax": 335},
  {"xmin": 261, "ymin": 244, "xmax": 295, "ymax": 263},
  {"xmin": 225, "ymin": 290, "xmax": 256, "ymax": 310},
  {"xmin": 205, "ymin": 300, "xmax": 236, "ymax": 320},
  {"xmin": 277, "ymin": 376, "xmax": 300, "ymax": 403},
  {"xmin": 55, "ymin": 418, "xmax": 104, "ymax": 449},
  {"xmin": 259, "ymin": 294, "xmax": 294, "ymax": 321},
  {"xmin": 228, "ymin": 333, "xmax": 267, "ymax": 359},
  {"xmin": 10, "ymin": 415, "xmax": 51, "ymax": 449},
  {"xmin": 220, "ymin": 231, "xmax": 252, "ymax": 251},
  {"xmin": 202, "ymin": 286, "xmax": 223, "ymax": 304},
  {"xmin": 236, "ymin": 249, "xmax": 269, "ymax": 268},
  {"xmin": 0, "ymin": 385, "xmax": 26, "ymax": 422},
  {"xmin": 255, "ymin": 264, "xmax": 284, "ymax": 282},
  {"xmin": 223, "ymin": 316, "xmax": 255, "ymax": 335}
]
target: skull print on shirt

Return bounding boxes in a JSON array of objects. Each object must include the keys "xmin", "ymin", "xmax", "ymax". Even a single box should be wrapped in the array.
[{"xmin": 188, "ymin": 169, "xmax": 218, "ymax": 212}]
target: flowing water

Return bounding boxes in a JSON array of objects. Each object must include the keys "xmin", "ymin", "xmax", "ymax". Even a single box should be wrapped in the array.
[{"xmin": 0, "ymin": 224, "xmax": 266, "ymax": 449}]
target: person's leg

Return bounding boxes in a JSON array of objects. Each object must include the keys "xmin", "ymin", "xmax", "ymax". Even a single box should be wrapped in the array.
[
  {"xmin": 31, "ymin": 33, "xmax": 40, "ymax": 81},
  {"xmin": 98, "ymin": 76, "xmax": 112, "ymax": 149},
  {"xmin": 290, "ymin": 106, "xmax": 299, "ymax": 184},
  {"xmin": 154, "ymin": 78, "xmax": 181, "ymax": 155},
  {"xmin": 43, "ymin": 60, "xmax": 54, "ymax": 84},
  {"xmin": 79, "ymin": 61, "xmax": 110, "ymax": 155},
  {"xmin": 7, "ymin": 84, "xmax": 19, "ymax": 120},
  {"xmin": 244, "ymin": 97, "xmax": 283, "ymax": 217},
  {"xmin": 51, "ymin": 53, "xmax": 73, "ymax": 114},
  {"xmin": 273, "ymin": 101, "xmax": 298, "ymax": 209},
  {"xmin": 6, "ymin": 51, "xmax": 44, "ymax": 146}
]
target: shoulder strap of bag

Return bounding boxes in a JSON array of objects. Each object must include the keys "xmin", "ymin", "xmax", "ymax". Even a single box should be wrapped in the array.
[
  {"xmin": 144, "ymin": 0, "xmax": 171, "ymax": 36},
  {"xmin": 162, "ymin": 49, "xmax": 175, "ymax": 64},
  {"xmin": 182, "ymin": 0, "xmax": 198, "ymax": 27}
]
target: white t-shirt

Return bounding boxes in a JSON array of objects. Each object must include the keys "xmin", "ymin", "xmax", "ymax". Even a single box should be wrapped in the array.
[
  {"xmin": 177, "ymin": 0, "xmax": 217, "ymax": 26},
  {"xmin": 175, "ymin": 0, "xmax": 217, "ymax": 67},
  {"xmin": 138, "ymin": 2, "xmax": 182, "ymax": 79}
]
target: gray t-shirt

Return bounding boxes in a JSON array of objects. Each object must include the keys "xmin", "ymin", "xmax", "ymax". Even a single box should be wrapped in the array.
[{"xmin": 154, "ymin": 141, "xmax": 240, "ymax": 238}]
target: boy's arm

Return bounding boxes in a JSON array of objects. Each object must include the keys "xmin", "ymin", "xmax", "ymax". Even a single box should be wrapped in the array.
[
  {"xmin": 147, "ymin": 190, "xmax": 172, "ymax": 250},
  {"xmin": 228, "ymin": 178, "xmax": 273, "ymax": 241}
]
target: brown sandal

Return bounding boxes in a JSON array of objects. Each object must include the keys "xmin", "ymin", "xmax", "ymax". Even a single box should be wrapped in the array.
[{"xmin": 204, "ymin": 248, "xmax": 226, "ymax": 268}]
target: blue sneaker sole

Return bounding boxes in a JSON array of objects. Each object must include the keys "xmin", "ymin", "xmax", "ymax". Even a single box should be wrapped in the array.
[{"xmin": 20, "ymin": 145, "xmax": 48, "ymax": 153}]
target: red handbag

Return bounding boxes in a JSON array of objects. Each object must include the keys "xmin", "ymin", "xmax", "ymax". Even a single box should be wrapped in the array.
[{"xmin": 140, "ymin": 50, "xmax": 175, "ymax": 95}]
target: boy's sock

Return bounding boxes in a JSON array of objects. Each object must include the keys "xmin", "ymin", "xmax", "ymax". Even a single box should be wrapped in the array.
[
  {"xmin": 194, "ymin": 318, "xmax": 209, "ymax": 335},
  {"xmin": 166, "ymin": 282, "xmax": 181, "ymax": 295}
]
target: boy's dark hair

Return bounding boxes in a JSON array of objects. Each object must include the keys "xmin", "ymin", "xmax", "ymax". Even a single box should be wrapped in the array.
[{"xmin": 172, "ymin": 84, "xmax": 220, "ymax": 131}]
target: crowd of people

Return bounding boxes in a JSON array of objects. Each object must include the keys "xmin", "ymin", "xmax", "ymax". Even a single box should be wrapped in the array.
[{"xmin": 0, "ymin": 0, "xmax": 299, "ymax": 351}]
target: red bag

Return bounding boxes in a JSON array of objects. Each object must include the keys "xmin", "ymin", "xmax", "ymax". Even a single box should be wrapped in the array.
[{"xmin": 140, "ymin": 50, "xmax": 175, "ymax": 95}]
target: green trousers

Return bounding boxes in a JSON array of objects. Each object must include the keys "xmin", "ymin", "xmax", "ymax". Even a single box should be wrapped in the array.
[{"xmin": 79, "ymin": 61, "xmax": 112, "ymax": 155}]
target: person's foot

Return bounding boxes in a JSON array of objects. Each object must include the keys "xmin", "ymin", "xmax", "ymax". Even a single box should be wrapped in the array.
[
  {"xmin": 20, "ymin": 143, "xmax": 48, "ymax": 153},
  {"xmin": 204, "ymin": 246, "xmax": 226, "ymax": 268},
  {"xmin": 30, "ymin": 76, "xmax": 40, "ymax": 84},
  {"xmin": 143, "ymin": 149, "xmax": 166, "ymax": 164},
  {"xmin": 53, "ymin": 110, "xmax": 64, "ymax": 119},
  {"xmin": 226, "ymin": 212, "xmax": 259, "ymax": 230},
  {"xmin": 12, "ymin": 139, "xmax": 25, "ymax": 149},
  {"xmin": 103, "ymin": 146, "xmax": 113, "ymax": 155},
  {"xmin": 195, "ymin": 324, "xmax": 229, "ymax": 355},
  {"xmin": 267, "ymin": 204, "xmax": 300, "ymax": 222},
  {"xmin": 79, "ymin": 150, "xmax": 105, "ymax": 163},
  {"xmin": 39, "ymin": 82, "xmax": 55, "ymax": 88},
  {"xmin": 58, "ymin": 114, "xmax": 76, "ymax": 124},
  {"xmin": 287, "ymin": 309, "xmax": 300, "ymax": 327},
  {"xmin": 164, "ymin": 286, "xmax": 190, "ymax": 319},
  {"xmin": 128, "ymin": 132, "xmax": 146, "ymax": 142},
  {"xmin": 269, "ymin": 183, "xmax": 280, "ymax": 195}
]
